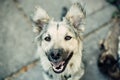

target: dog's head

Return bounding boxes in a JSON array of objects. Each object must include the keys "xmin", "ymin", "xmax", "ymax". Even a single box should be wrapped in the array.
[{"xmin": 32, "ymin": 3, "xmax": 85, "ymax": 73}]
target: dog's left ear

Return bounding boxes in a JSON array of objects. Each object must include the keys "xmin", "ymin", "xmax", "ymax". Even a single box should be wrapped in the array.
[{"xmin": 65, "ymin": 3, "xmax": 85, "ymax": 32}]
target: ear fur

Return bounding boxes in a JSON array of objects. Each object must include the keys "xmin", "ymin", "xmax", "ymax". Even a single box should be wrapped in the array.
[
  {"xmin": 65, "ymin": 3, "xmax": 85, "ymax": 32},
  {"xmin": 32, "ymin": 6, "xmax": 50, "ymax": 33}
]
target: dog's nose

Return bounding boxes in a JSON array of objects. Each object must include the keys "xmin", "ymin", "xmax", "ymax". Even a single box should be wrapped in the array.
[{"xmin": 49, "ymin": 49, "xmax": 63, "ymax": 62}]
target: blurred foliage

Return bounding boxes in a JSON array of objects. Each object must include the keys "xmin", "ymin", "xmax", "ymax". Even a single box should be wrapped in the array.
[
  {"xmin": 106, "ymin": 0, "xmax": 120, "ymax": 18},
  {"xmin": 106, "ymin": 0, "xmax": 120, "ymax": 10}
]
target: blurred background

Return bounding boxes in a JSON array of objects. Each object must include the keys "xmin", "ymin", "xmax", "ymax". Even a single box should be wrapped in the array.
[{"xmin": 0, "ymin": 0, "xmax": 119, "ymax": 80}]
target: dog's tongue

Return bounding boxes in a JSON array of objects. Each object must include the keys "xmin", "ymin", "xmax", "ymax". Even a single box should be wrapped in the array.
[
  {"xmin": 51, "ymin": 61, "xmax": 65, "ymax": 68},
  {"xmin": 51, "ymin": 61, "xmax": 65, "ymax": 73}
]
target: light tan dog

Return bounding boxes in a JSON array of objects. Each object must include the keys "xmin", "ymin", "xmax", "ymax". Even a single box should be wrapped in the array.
[{"xmin": 32, "ymin": 3, "xmax": 85, "ymax": 80}]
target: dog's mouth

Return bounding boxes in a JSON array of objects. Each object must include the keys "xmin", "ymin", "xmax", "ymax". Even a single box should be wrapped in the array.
[{"xmin": 50, "ymin": 52, "xmax": 73, "ymax": 73}]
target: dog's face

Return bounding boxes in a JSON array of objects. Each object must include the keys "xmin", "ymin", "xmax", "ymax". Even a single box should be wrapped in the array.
[
  {"xmin": 32, "ymin": 3, "xmax": 85, "ymax": 73},
  {"xmin": 38, "ymin": 21, "xmax": 79, "ymax": 73}
]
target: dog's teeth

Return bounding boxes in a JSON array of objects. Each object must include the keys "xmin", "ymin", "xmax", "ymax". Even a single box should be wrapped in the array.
[{"xmin": 53, "ymin": 65, "xmax": 64, "ymax": 72}]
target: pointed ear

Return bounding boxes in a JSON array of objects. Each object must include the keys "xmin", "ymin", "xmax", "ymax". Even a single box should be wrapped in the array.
[
  {"xmin": 32, "ymin": 6, "xmax": 50, "ymax": 33},
  {"xmin": 65, "ymin": 3, "xmax": 85, "ymax": 32}
]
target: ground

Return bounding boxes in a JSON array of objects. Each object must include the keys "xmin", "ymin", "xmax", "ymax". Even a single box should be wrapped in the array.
[{"xmin": 0, "ymin": 0, "xmax": 117, "ymax": 80}]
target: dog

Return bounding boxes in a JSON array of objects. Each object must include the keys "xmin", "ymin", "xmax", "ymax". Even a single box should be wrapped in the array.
[
  {"xmin": 32, "ymin": 3, "xmax": 85, "ymax": 80},
  {"xmin": 98, "ymin": 19, "xmax": 120, "ymax": 80}
]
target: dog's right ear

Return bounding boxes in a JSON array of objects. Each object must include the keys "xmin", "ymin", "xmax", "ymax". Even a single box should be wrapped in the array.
[{"xmin": 32, "ymin": 6, "xmax": 50, "ymax": 33}]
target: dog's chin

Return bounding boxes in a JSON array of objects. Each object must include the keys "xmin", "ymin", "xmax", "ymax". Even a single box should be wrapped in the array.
[{"xmin": 51, "ymin": 52, "xmax": 73, "ymax": 74}]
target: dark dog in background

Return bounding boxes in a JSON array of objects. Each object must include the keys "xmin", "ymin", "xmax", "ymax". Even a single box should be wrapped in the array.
[{"xmin": 98, "ymin": 19, "xmax": 120, "ymax": 80}]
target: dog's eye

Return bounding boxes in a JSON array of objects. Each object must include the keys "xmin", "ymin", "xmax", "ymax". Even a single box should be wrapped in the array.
[
  {"xmin": 44, "ymin": 36, "xmax": 51, "ymax": 42},
  {"xmin": 65, "ymin": 36, "xmax": 72, "ymax": 41}
]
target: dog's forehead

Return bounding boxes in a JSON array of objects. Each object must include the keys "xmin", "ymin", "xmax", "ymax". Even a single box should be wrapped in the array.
[{"xmin": 47, "ymin": 21, "xmax": 71, "ymax": 34}]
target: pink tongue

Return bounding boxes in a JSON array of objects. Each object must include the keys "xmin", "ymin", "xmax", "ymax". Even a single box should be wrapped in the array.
[{"xmin": 52, "ymin": 61, "xmax": 64, "ymax": 68}]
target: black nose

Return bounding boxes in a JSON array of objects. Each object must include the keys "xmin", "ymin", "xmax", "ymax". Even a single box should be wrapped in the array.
[{"xmin": 49, "ymin": 49, "xmax": 63, "ymax": 62}]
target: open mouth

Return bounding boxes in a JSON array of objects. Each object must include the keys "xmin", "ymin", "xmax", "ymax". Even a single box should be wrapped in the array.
[{"xmin": 50, "ymin": 52, "xmax": 73, "ymax": 73}]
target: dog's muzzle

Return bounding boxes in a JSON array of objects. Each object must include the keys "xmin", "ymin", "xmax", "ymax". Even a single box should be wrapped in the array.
[{"xmin": 47, "ymin": 49, "xmax": 73, "ymax": 73}]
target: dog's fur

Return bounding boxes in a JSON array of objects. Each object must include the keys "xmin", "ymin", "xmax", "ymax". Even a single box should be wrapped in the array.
[
  {"xmin": 98, "ymin": 20, "xmax": 120, "ymax": 80},
  {"xmin": 32, "ymin": 3, "xmax": 85, "ymax": 80}
]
